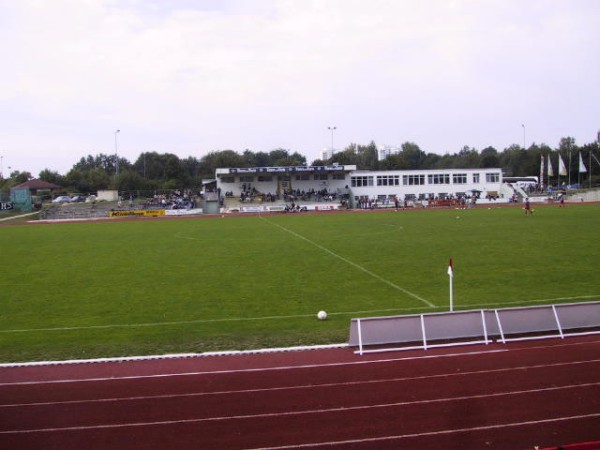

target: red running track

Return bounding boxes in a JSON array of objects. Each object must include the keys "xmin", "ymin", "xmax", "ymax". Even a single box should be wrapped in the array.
[{"xmin": 0, "ymin": 336, "xmax": 599, "ymax": 450}]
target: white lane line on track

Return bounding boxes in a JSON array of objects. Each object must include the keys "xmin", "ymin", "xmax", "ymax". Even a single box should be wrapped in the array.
[
  {"xmin": 1, "ymin": 359, "xmax": 599, "ymax": 408},
  {"xmin": 0, "ymin": 348, "xmax": 509, "ymax": 386},
  {"xmin": 260, "ymin": 216, "xmax": 435, "ymax": 307},
  {"xmin": 1, "ymin": 383, "xmax": 598, "ymax": 435},
  {"xmin": 2, "ymin": 338, "xmax": 599, "ymax": 386},
  {"xmin": 252, "ymin": 413, "xmax": 600, "ymax": 450}
]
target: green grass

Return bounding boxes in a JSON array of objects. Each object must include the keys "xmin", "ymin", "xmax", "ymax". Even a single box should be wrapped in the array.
[{"xmin": 0, "ymin": 204, "xmax": 598, "ymax": 362}]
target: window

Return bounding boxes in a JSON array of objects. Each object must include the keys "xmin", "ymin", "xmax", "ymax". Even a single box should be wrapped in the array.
[
  {"xmin": 220, "ymin": 176, "xmax": 235, "ymax": 183},
  {"xmin": 332, "ymin": 173, "xmax": 345, "ymax": 180},
  {"xmin": 486, "ymin": 173, "xmax": 500, "ymax": 183},
  {"xmin": 403, "ymin": 175, "xmax": 425, "ymax": 185},
  {"xmin": 314, "ymin": 174, "xmax": 328, "ymax": 180},
  {"xmin": 296, "ymin": 174, "xmax": 310, "ymax": 181},
  {"xmin": 351, "ymin": 176, "xmax": 374, "ymax": 187},
  {"xmin": 377, "ymin": 175, "xmax": 400, "ymax": 186},
  {"xmin": 473, "ymin": 173, "xmax": 480, "ymax": 183},
  {"xmin": 427, "ymin": 174, "xmax": 450, "ymax": 185},
  {"xmin": 257, "ymin": 176, "xmax": 273, "ymax": 182},
  {"xmin": 240, "ymin": 176, "xmax": 254, "ymax": 182},
  {"xmin": 453, "ymin": 173, "xmax": 467, "ymax": 184}
]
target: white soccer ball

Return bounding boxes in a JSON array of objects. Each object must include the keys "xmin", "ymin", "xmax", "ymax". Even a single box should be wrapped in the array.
[{"xmin": 317, "ymin": 310, "xmax": 328, "ymax": 320}]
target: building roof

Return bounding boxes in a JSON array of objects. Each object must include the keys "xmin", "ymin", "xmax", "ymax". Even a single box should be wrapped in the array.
[{"xmin": 13, "ymin": 179, "xmax": 62, "ymax": 190}]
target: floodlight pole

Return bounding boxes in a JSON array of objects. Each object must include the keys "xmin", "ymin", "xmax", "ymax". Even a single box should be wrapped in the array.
[
  {"xmin": 522, "ymin": 124, "xmax": 526, "ymax": 149},
  {"xmin": 114, "ymin": 129, "xmax": 120, "ymax": 176},
  {"xmin": 328, "ymin": 126, "xmax": 336, "ymax": 154}
]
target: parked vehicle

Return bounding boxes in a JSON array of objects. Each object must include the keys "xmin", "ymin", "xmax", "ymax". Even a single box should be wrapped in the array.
[
  {"xmin": 52, "ymin": 196, "xmax": 71, "ymax": 203},
  {"xmin": 70, "ymin": 196, "xmax": 86, "ymax": 203}
]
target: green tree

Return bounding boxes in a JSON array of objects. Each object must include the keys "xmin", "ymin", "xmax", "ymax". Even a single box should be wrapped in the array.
[
  {"xmin": 453, "ymin": 146, "xmax": 481, "ymax": 168},
  {"xmin": 480, "ymin": 147, "xmax": 499, "ymax": 168},
  {"xmin": 330, "ymin": 145, "xmax": 359, "ymax": 166},
  {"xmin": 39, "ymin": 169, "xmax": 66, "ymax": 186},
  {"xmin": 499, "ymin": 144, "xmax": 527, "ymax": 176},
  {"xmin": 199, "ymin": 150, "xmax": 247, "ymax": 178},
  {"xmin": 356, "ymin": 141, "xmax": 379, "ymax": 170},
  {"xmin": 399, "ymin": 142, "xmax": 426, "ymax": 169}
]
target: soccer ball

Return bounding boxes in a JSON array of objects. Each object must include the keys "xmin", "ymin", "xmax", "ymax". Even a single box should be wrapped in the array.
[{"xmin": 317, "ymin": 310, "xmax": 328, "ymax": 320}]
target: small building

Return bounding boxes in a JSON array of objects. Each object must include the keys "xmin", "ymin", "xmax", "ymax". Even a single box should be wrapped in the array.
[
  {"xmin": 10, "ymin": 179, "xmax": 63, "ymax": 211},
  {"xmin": 12, "ymin": 179, "xmax": 62, "ymax": 197}
]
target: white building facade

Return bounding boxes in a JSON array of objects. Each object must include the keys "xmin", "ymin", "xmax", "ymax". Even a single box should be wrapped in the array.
[
  {"xmin": 216, "ymin": 166, "xmax": 503, "ymax": 203},
  {"xmin": 350, "ymin": 168, "xmax": 502, "ymax": 202}
]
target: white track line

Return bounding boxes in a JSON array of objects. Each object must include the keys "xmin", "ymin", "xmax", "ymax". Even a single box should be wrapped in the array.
[
  {"xmin": 1, "ymin": 383, "xmax": 597, "ymax": 435},
  {"xmin": 261, "ymin": 216, "xmax": 435, "ymax": 307},
  {"xmin": 2, "ymin": 359, "xmax": 598, "ymax": 408},
  {"xmin": 253, "ymin": 413, "xmax": 600, "ymax": 450},
  {"xmin": 0, "ymin": 348, "xmax": 509, "ymax": 385},
  {"xmin": 2, "ymin": 338, "xmax": 599, "ymax": 386}
]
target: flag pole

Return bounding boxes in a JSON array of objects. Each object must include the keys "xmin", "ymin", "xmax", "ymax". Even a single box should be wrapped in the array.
[{"xmin": 448, "ymin": 258, "xmax": 454, "ymax": 312}]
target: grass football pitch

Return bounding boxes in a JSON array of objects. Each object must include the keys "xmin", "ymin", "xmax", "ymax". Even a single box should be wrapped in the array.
[{"xmin": 1, "ymin": 204, "xmax": 598, "ymax": 363}]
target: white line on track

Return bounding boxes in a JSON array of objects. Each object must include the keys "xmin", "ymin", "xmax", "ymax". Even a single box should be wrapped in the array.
[
  {"xmin": 1, "ymin": 359, "xmax": 599, "ymax": 408},
  {"xmin": 1, "ymin": 383, "xmax": 598, "ymax": 435},
  {"xmin": 260, "ymin": 216, "xmax": 435, "ymax": 307},
  {"xmin": 252, "ymin": 413, "xmax": 600, "ymax": 450},
  {"xmin": 1, "ymin": 339, "xmax": 599, "ymax": 386},
  {"xmin": 0, "ymin": 348, "xmax": 507, "ymax": 386}
]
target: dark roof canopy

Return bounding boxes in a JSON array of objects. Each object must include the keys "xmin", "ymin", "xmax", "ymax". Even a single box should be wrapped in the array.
[{"xmin": 13, "ymin": 179, "xmax": 62, "ymax": 190}]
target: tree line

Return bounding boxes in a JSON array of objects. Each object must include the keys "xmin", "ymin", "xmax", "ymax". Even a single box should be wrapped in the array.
[{"xmin": 1, "ymin": 137, "xmax": 599, "ymax": 194}]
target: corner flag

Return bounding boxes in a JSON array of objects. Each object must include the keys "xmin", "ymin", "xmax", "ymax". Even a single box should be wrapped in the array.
[{"xmin": 448, "ymin": 258, "xmax": 454, "ymax": 311}]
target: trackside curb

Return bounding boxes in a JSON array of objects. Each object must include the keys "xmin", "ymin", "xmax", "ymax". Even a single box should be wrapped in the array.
[{"xmin": 0, "ymin": 343, "xmax": 349, "ymax": 368}]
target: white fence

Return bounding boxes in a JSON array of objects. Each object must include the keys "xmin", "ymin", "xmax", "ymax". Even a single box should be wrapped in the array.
[{"xmin": 349, "ymin": 301, "xmax": 600, "ymax": 355}]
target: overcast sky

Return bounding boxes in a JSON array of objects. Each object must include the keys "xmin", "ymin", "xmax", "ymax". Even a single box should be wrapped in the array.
[{"xmin": 1, "ymin": 0, "xmax": 599, "ymax": 177}]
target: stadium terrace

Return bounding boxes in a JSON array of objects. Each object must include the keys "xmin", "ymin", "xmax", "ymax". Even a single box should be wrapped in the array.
[{"xmin": 215, "ymin": 166, "xmax": 504, "ymax": 209}]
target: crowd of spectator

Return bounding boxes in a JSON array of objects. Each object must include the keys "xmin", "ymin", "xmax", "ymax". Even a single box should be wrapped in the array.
[
  {"xmin": 143, "ymin": 190, "xmax": 197, "ymax": 210},
  {"xmin": 283, "ymin": 188, "xmax": 339, "ymax": 203}
]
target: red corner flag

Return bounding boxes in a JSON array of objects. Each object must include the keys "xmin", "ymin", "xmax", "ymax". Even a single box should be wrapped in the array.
[{"xmin": 447, "ymin": 258, "xmax": 453, "ymax": 277}]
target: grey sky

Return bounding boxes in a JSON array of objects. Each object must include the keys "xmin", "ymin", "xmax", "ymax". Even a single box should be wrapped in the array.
[{"xmin": 1, "ymin": 0, "xmax": 599, "ymax": 176}]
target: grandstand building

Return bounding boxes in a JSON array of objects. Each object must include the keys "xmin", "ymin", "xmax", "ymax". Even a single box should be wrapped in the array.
[{"xmin": 215, "ymin": 166, "xmax": 504, "ymax": 207}]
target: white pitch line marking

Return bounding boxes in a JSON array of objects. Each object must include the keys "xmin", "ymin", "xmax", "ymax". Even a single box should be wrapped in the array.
[
  {"xmin": 2, "ymin": 296, "xmax": 595, "ymax": 335},
  {"xmin": 261, "ymin": 217, "xmax": 434, "ymax": 307}
]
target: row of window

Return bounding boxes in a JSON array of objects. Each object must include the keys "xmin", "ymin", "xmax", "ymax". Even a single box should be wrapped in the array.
[
  {"xmin": 221, "ymin": 172, "xmax": 501, "ymax": 186},
  {"xmin": 220, "ymin": 174, "xmax": 346, "ymax": 183},
  {"xmin": 351, "ymin": 173, "xmax": 499, "ymax": 188}
]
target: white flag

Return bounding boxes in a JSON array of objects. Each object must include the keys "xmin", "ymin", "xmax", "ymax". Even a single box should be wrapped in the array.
[
  {"xmin": 579, "ymin": 153, "xmax": 587, "ymax": 173},
  {"xmin": 447, "ymin": 258, "xmax": 453, "ymax": 277},
  {"xmin": 547, "ymin": 155, "xmax": 553, "ymax": 177},
  {"xmin": 558, "ymin": 155, "xmax": 567, "ymax": 176}
]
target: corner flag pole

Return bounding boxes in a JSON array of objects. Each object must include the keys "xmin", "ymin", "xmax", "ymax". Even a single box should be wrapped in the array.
[{"xmin": 448, "ymin": 258, "xmax": 454, "ymax": 312}]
